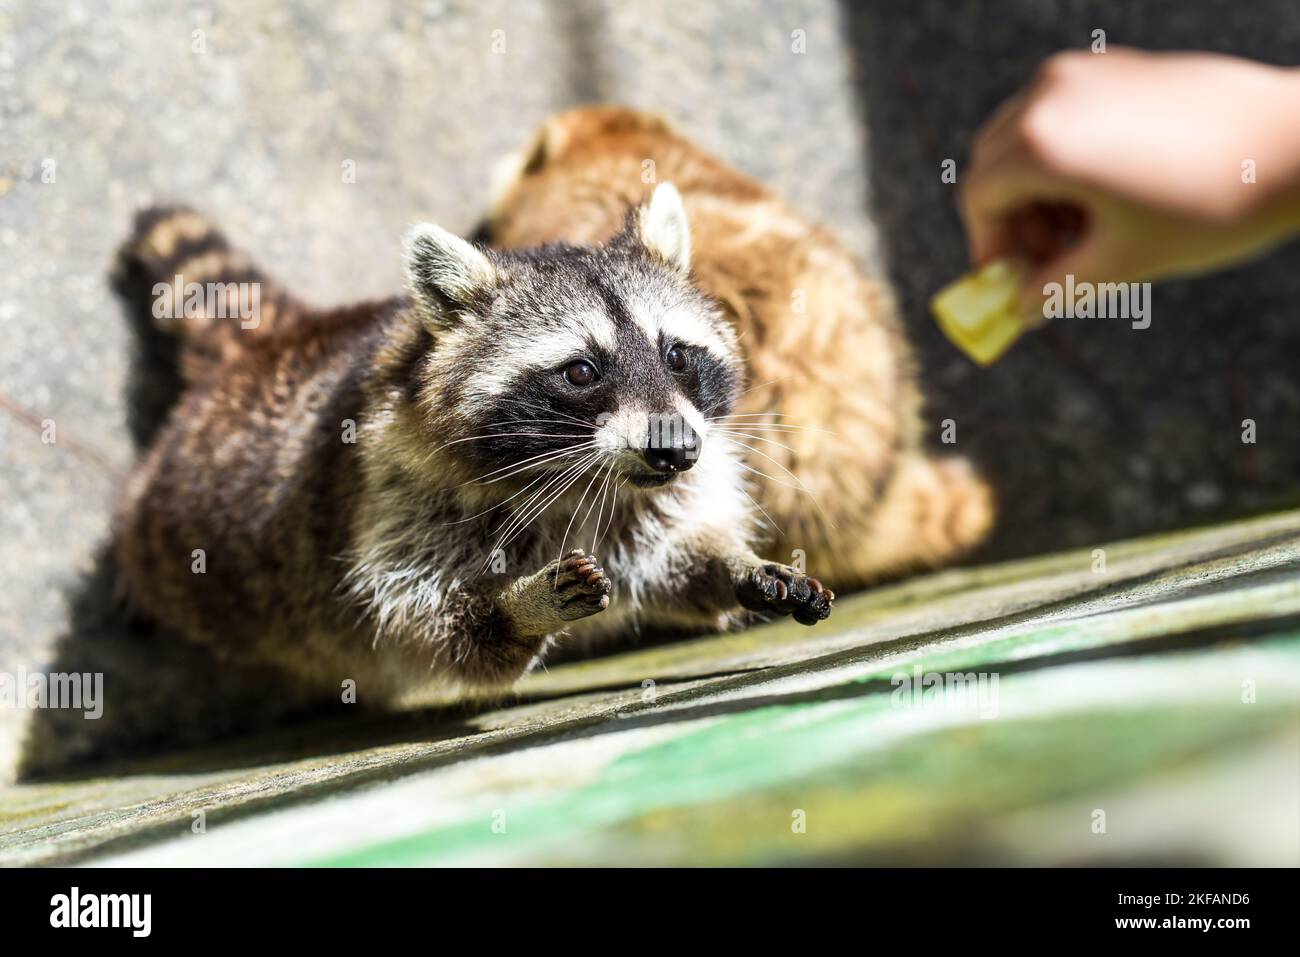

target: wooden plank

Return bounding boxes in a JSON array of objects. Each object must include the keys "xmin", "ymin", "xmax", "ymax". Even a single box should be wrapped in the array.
[{"xmin": 1, "ymin": 509, "xmax": 1297, "ymax": 866}]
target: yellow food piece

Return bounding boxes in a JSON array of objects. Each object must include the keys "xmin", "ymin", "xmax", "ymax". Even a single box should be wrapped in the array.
[{"xmin": 930, "ymin": 259, "xmax": 1027, "ymax": 366}]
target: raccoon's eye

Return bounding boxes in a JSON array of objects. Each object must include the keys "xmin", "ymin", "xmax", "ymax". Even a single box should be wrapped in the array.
[
  {"xmin": 564, "ymin": 360, "xmax": 598, "ymax": 387},
  {"xmin": 665, "ymin": 344, "xmax": 688, "ymax": 372}
]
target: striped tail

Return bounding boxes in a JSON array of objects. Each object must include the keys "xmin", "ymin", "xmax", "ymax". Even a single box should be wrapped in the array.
[{"xmin": 111, "ymin": 207, "xmax": 305, "ymax": 379}]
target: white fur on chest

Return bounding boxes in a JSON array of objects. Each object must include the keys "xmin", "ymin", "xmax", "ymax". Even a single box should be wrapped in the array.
[{"xmin": 345, "ymin": 442, "xmax": 753, "ymax": 649}]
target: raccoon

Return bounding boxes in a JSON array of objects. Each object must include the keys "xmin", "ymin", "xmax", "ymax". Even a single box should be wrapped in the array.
[
  {"xmin": 487, "ymin": 107, "xmax": 996, "ymax": 589},
  {"xmin": 109, "ymin": 184, "xmax": 833, "ymax": 701}
]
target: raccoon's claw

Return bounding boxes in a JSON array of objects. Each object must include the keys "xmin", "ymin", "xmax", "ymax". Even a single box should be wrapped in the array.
[
  {"xmin": 551, "ymin": 548, "xmax": 612, "ymax": 619},
  {"xmin": 735, "ymin": 563, "xmax": 834, "ymax": 625}
]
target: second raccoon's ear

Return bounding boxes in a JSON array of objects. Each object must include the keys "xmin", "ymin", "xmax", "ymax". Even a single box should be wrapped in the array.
[
  {"xmin": 637, "ymin": 182, "xmax": 691, "ymax": 273},
  {"xmin": 403, "ymin": 223, "xmax": 497, "ymax": 327}
]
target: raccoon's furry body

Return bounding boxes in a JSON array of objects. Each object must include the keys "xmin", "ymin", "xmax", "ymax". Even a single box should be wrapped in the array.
[
  {"xmin": 111, "ymin": 186, "xmax": 833, "ymax": 702},
  {"xmin": 488, "ymin": 108, "xmax": 996, "ymax": 588}
]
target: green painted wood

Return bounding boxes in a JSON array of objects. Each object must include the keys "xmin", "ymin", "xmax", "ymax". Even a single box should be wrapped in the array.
[{"xmin": 94, "ymin": 638, "xmax": 1300, "ymax": 867}]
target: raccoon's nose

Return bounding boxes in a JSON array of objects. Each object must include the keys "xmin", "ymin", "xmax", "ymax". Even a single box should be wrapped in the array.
[{"xmin": 643, "ymin": 442, "xmax": 697, "ymax": 473}]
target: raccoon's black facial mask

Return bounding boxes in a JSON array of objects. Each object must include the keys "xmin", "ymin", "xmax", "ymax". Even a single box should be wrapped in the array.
[{"xmin": 405, "ymin": 182, "xmax": 741, "ymax": 491}]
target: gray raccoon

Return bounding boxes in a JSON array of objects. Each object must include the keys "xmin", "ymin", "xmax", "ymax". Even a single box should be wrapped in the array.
[{"xmin": 112, "ymin": 184, "xmax": 833, "ymax": 702}]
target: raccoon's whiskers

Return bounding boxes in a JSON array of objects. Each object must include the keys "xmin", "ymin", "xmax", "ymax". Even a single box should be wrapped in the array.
[
  {"xmin": 710, "ymin": 412, "xmax": 801, "ymax": 420},
  {"xmin": 435, "ymin": 430, "xmax": 591, "ymax": 454},
  {"xmin": 556, "ymin": 455, "xmax": 614, "ymax": 568},
  {"xmin": 471, "ymin": 444, "xmax": 595, "ymax": 489},
  {"xmin": 583, "ymin": 459, "xmax": 617, "ymax": 543},
  {"xmin": 728, "ymin": 458, "xmax": 810, "ymax": 495},
  {"xmin": 438, "ymin": 465, "xmax": 557, "ymax": 526},
  {"xmin": 487, "ymin": 465, "xmax": 584, "ymax": 557},
  {"xmin": 497, "ymin": 461, "xmax": 596, "ymax": 559},
  {"xmin": 494, "ymin": 452, "xmax": 601, "ymax": 558},
  {"xmin": 714, "ymin": 424, "xmax": 835, "ymax": 436},
  {"xmin": 483, "ymin": 461, "xmax": 586, "ymax": 568},
  {"xmin": 737, "ymin": 483, "xmax": 784, "ymax": 535},
  {"xmin": 717, "ymin": 436, "xmax": 836, "ymax": 529},
  {"xmin": 732, "ymin": 374, "xmax": 808, "ymax": 399},
  {"xmin": 497, "ymin": 397, "xmax": 596, "ymax": 430},
  {"xmin": 492, "ymin": 454, "xmax": 590, "ymax": 539},
  {"xmin": 461, "ymin": 439, "xmax": 597, "ymax": 487},
  {"xmin": 502, "ymin": 419, "xmax": 596, "ymax": 430},
  {"xmin": 716, "ymin": 435, "xmax": 812, "ymax": 493},
  {"xmin": 588, "ymin": 461, "xmax": 616, "ymax": 546},
  {"xmin": 709, "ymin": 413, "xmax": 838, "ymax": 436},
  {"xmin": 594, "ymin": 476, "xmax": 625, "ymax": 556},
  {"xmin": 713, "ymin": 428, "xmax": 797, "ymax": 454}
]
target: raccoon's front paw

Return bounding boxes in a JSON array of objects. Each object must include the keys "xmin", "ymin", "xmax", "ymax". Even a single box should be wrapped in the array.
[
  {"xmin": 499, "ymin": 549, "xmax": 613, "ymax": 636},
  {"xmin": 735, "ymin": 563, "xmax": 834, "ymax": 626},
  {"xmin": 549, "ymin": 549, "xmax": 613, "ymax": 621}
]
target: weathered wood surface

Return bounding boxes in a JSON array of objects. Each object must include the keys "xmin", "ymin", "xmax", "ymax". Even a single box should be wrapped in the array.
[{"xmin": 2, "ymin": 510, "xmax": 1298, "ymax": 866}]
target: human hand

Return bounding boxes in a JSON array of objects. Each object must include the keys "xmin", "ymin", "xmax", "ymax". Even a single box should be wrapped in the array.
[{"xmin": 960, "ymin": 48, "xmax": 1300, "ymax": 322}]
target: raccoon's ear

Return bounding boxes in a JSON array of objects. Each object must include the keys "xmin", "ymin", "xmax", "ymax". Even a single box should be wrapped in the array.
[
  {"xmin": 403, "ymin": 223, "xmax": 497, "ymax": 326},
  {"xmin": 636, "ymin": 182, "xmax": 691, "ymax": 273}
]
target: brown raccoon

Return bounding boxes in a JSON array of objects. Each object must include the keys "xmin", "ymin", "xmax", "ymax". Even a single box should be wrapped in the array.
[
  {"xmin": 487, "ymin": 107, "xmax": 996, "ymax": 588},
  {"xmin": 109, "ymin": 186, "xmax": 834, "ymax": 702}
]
